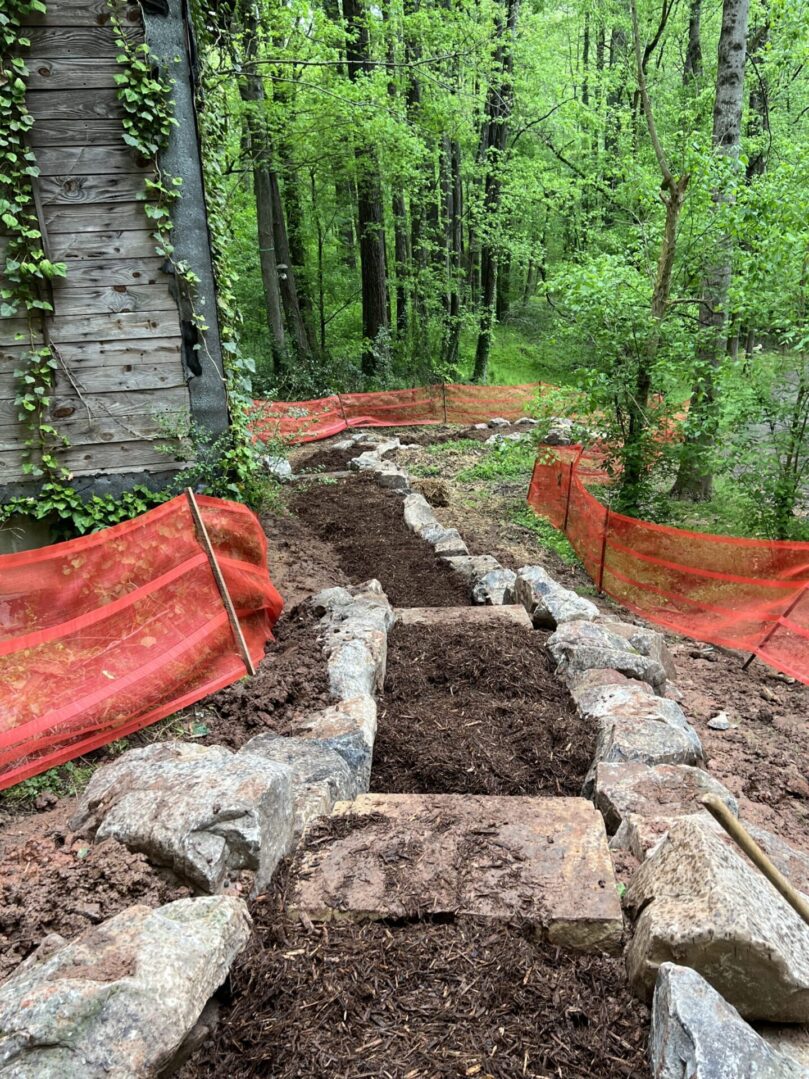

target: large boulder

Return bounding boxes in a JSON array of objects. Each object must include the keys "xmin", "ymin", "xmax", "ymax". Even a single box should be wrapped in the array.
[
  {"xmin": 313, "ymin": 581, "xmax": 394, "ymax": 701},
  {"xmin": 403, "ymin": 493, "xmax": 439, "ymax": 536},
  {"xmin": 0, "ymin": 896, "xmax": 250, "ymax": 1078},
  {"xmin": 70, "ymin": 742, "xmax": 294, "ymax": 894},
  {"xmin": 579, "ymin": 686, "xmax": 704, "ymax": 797},
  {"xmin": 625, "ymin": 818, "xmax": 809, "ymax": 1022},
  {"xmin": 472, "ymin": 567, "xmax": 517, "ymax": 605},
  {"xmin": 240, "ymin": 735, "xmax": 356, "ymax": 838},
  {"xmin": 515, "ymin": 565, "xmax": 599, "ymax": 628},
  {"xmin": 650, "ymin": 963, "xmax": 807, "ymax": 1079},
  {"xmin": 603, "ymin": 621, "xmax": 677, "ymax": 682},
  {"xmin": 441, "ymin": 553, "xmax": 502, "ymax": 584},
  {"xmin": 547, "ymin": 620, "xmax": 668, "ymax": 692},
  {"xmin": 288, "ymin": 695, "xmax": 378, "ymax": 792},
  {"xmin": 593, "ymin": 762, "xmax": 738, "ymax": 834}
]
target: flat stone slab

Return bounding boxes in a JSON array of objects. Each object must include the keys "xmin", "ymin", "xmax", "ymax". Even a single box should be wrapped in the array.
[
  {"xmin": 395, "ymin": 605, "xmax": 533, "ymax": 629},
  {"xmin": 593, "ymin": 761, "xmax": 738, "ymax": 834},
  {"xmin": 288, "ymin": 793, "xmax": 623, "ymax": 953}
]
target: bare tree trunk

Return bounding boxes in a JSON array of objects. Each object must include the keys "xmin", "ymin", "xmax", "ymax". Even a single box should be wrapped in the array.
[
  {"xmin": 683, "ymin": 0, "xmax": 703, "ymax": 81},
  {"xmin": 443, "ymin": 136, "xmax": 463, "ymax": 368},
  {"xmin": 343, "ymin": 0, "xmax": 390, "ymax": 375},
  {"xmin": 238, "ymin": 4, "xmax": 285, "ymax": 370},
  {"xmin": 671, "ymin": 0, "xmax": 750, "ymax": 501},
  {"xmin": 268, "ymin": 169, "xmax": 312, "ymax": 361},
  {"xmin": 472, "ymin": 0, "xmax": 520, "ymax": 383}
]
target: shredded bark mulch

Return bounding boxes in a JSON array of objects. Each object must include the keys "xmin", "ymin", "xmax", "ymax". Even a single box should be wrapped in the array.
[
  {"xmin": 179, "ymin": 867, "xmax": 649, "ymax": 1079},
  {"xmin": 297, "ymin": 445, "xmax": 358, "ymax": 472},
  {"xmin": 0, "ymin": 824, "xmax": 189, "ymax": 979},
  {"xmin": 289, "ymin": 474, "xmax": 471, "ymax": 607},
  {"xmin": 373, "ymin": 621, "xmax": 593, "ymax": 796},
  {"xmin": 199, "ymin": 604, "xmax": 332, "ymax": 749}
]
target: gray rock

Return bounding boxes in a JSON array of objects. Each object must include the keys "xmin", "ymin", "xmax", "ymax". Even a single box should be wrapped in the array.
[
  {"xmin": 0, "ymin": 896, "xmax": 251, "ymax": 1078},
  {"xmin": 473, "ymin": 422, "xmax": 489, "ymax": 430},
  {"xmin": 289, "ymin": 696, "xmax": 377, "ymax": 791},
  {"xmin": 472, "ymin": 568, "xmax": 517, "ymax": 605},
  {"xmin": 756, "ymin": 1025, "xmax": 809, "ymax": 1073},
  {"xmin": 240, "ymin": 736, "xmax": 356, "ymax": 838},
  {"xmin": 403, "ymin": 493, "xmax": 439, "ymax": 535},
  {"xmin": 604, "ymin": 622, "xmax": 677, "ymax": 681},
  {"xmin": 515, "ymin": 565, "xmax": 599, "ymax": 628},
  {"xmin": 432, "ymin": 529, "xmax": 469, "ymax": 557},
  {"xmin": 548, "ymin": 620, "xmax": 668, "ymax": 692},
  {"xmin": 263, "ymin": 455, "xmax": 293, "ymax": 481},
  {"xmin": 484, "ymin": 432, "xmax": 525, "ymax": 445},
  {"xmin": 314, "ymin": 581, "xmax": 394, "ymax": 702},
  {"xmin": 373, "ymin": 461, "xmax": 410, "ymax": 492},
  {"xmin": 650, "ymin": 963, "xmax": 808, "ymax": 1079},
  {"xmin": 569, "ymin": 670, "xmax": 655, "ymax": 712},
  {"xmin": 708, "ymin": 712, "xmax": 732, "ymax": 730},
  {"xmin": 625, "ymin": 818, "xmax": 809, "ymax": 1022},
  {"xmin": 515, "ymin": 417, "xmax": 538, "ymax": 426},
  {"xmin": 593, "ymin": 761, "xmax": 738, "ymax": 834},
  {"xmin": 441, "ymin": 553, "xmax": 502, "ymax": 584},
  {"xmin": 70, "ymin": 742, "xmax": 294, "ymax": 893},
  {"xmin": 488, "ymin": 417, "xmax": 510, "ymax": 427},
  {"xmin": 349, "ymin": 450, "xmax": 382, "ymax": 472}
]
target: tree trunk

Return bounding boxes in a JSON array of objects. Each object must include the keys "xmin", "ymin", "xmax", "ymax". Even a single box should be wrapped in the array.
[
  {"xmin": 238, "ymin": 4, "xmax": 285, "ymax": 370},
  {"xmin": 683, "ymin": 0, "xmax": 703, "ymax": 82},
  {"xmin": 443, "ymin": 136, "xmax": 463, "ymax": 368},
  {"xmin": 269, "ymin": 169, "xmax": 312, "ymax": 361},
  {"xmin": 671, "ymin": 0, "xmax": 750, "ymax": 501},
  {"xmin": 472, "ymin": 0, "xmax": 520, "ymax": 383},
  {"xmin": 343, "ymin": 0, "xmax": 390, "ymax": 375}
]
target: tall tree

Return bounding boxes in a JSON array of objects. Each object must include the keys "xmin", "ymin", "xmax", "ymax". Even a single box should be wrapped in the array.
[
  {"xmin": 671, "ymin": 0, "xmax": 750, "ymax": 500},
  {"xmin": 472, "ymin": 0, "xmax": 521, "ymax": 383}
]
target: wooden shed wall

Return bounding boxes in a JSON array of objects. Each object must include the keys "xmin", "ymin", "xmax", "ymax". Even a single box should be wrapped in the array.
[{"xmin": 0, "ymin": 0, "xmax": 190, "ymax": 485}]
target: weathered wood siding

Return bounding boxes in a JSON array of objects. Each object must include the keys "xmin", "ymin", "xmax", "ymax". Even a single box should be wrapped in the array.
[{"xmin": 0, "ymin": 0, "xmax": 190, "ymax": 484}]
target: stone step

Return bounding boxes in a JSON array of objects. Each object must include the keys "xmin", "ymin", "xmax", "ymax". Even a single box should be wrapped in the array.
[
  {"xmin": 288, "ymin": 793, "xmax": 623, "ymax": 954},
  {"xmin": 395, "ymin": 604, "xmax": 533, "ymax": 629}
]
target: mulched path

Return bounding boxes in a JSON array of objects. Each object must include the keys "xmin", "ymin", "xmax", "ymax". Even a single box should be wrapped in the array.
[
  {"xmin": 289, "ymin": 474, "xmax": 471, "ymax": 607},
  {"xmin": 373, "ymin": 621, "xmax": 593, "ymax": 796},
  {"xmin": 180, "ymin": 867, "xmax": 649, "ymax": 1079},
  {"xmin": 0, "ymin": 801, "xmax": 189, "ymax": 979},
  {"xmin": 197, "ymin": 604, "xmax": 332, "ymax": 749}
]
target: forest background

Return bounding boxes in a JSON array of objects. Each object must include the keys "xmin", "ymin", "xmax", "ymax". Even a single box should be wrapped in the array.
[{"xmin": 190, "ymin": 0, "xmax": 809, "ymax": 538}]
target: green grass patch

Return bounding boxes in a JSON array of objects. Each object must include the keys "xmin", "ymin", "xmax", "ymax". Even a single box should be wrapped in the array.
[
  {"xmin": 0, "ymin": 760, "xmax": 97, "ymax": 806},
  {"xmin": 512, "ymin": 505, "xmax": 581, "ymax": 566},
  {"xmin": 456, "ymin": 438, "xmax": 537, "ymax": 483}
]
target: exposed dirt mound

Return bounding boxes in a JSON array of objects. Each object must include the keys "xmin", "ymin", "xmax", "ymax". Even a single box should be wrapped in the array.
[
  {"xmin": 261, "ymin": 509, "xmax": 348, "ymax": 608},
  {"xmin": 200, "ymin": 605, "xmax": 331, "ymax": 749},
  {"xmin": 289, "ymin": 474, "xmax": 471, "ymax": 607},
  {"xmin": 297, "ymin": 445, "xmax": 359, "ymax": 472},
  {"xmin": 180, "ymin": 869, "xmax": 649, "ymax": 1079},
  {"xmin": 0, "ymin": 829, "xmax": 188, "ymax": 980},
  {"xmin": 373, "ymin": 621, "xmax": 593, "ymax": 796}
]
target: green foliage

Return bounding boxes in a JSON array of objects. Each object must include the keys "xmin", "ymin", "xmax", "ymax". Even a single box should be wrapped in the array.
[
  {"xmin": 512, "ymin": 505, "xmax": 581, "ymax": 566},
  {"xmin": 456, "ymin": 437, "xmax": 536, "ymax": 483},
  {"xmin": 0, "ymin": 760, "xmax": 95, "ymax": 805},
  {"xmin": 0, "ymin": 482, "xmax": 168, "ymax": 540}
]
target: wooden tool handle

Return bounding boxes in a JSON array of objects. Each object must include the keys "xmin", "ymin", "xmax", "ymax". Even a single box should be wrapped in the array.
[{"xmin": 700, "ymin": 794, "xmax": 809, "ymax": 927}]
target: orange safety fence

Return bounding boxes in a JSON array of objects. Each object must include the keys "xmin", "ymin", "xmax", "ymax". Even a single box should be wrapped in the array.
[
  {"xmin": 527, "ymin": 446, "xmax": 809, "ymax": 684},
  {"xmin": 251, "ymin": 382, "xmax": 544, "ymax": 443},
  {"xmin": 0, "ymin": 494, "xmax": 283, "ymax": 791}
]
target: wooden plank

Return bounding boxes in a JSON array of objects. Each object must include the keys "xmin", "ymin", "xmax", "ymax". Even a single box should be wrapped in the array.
[
  {"xmin": 1, "ymin": 336, "xmax": 182, "ymax": 376},
  {"xmin": 25, "ymin": 58, "xmax": 121, "ymax": 90},
  {"xmin": 19, "ymin": 25, "xmax": 140, "ymax": 58},
  {"xmin": 43, "ymin": 202, "xmax": 152, "ymax": 234},
  {"xmin": 0, "ymin": 386, "xmax": 189, "ymax": 427},
  {"xmin": 58, "ymin": 258, "xmax": 167, "ymax": 287},
  {"xmin": 0, "ymin": 320, "xmax": 46, "ymax": 347},
  {"xmin": 37, "ymin": 146, "xmax": 151, "ymax": 178},
  {"xmin": 51, "ymin": 283, "xmax": 176, "ymax": 316},
  {"xmin": 21, "ymin": 2, "xmax": 142, "ymax": 28},
  {"xmin": 27, "ymin": 89, "xmax": 123, "ymax": 122},
  {"xmin": 39, "ymin": 173, "xmax": 149, "ymax": 205},
  {"xmin": 0, "ymin": 361, "xmax": 185, "ymax": 396},
  {"xmin": 29, "ymin": 119, "xmax": 125, "ymax": 148},
  {"xmin": 53, "ymin": 311, "xmax": 181, "ymax": 343},
  {"xmin": 48, "ymin": 230, "xmax": 158, "ymax": 261},
  {"xmin": 0, "ymin": 441, "xmax": 185, "ymax": 483}
]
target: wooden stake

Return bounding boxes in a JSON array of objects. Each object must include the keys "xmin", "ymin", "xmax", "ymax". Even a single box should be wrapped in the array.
[
  {"xmin": 185, "ymin": 488, "xmax": 257, "ymax": 677},
  {"xmin": 700, "ymin": 794, "xmax": 809, "ymax": 927}
]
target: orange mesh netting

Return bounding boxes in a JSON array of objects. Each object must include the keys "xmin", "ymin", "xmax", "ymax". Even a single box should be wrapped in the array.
[
  {"xmin": 527, "ymin": 446, "xmax": 809, "ymax": 683},
  {"xmin": 0, "ymin": 494, "xmax": 283, "ymax": 790},
  {"xmin": 251, "ymin": 382, "xmax": 543, "ymax": 442}
]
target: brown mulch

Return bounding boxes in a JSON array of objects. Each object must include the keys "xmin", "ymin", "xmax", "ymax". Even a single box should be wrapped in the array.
[
  {"xmin": 261, "ymin": 509, "xmax": 349, "ymax": 608},
  {"xmin": 289, "ymin": 474, "xmax": 471, "ymax": 607},
  {"xmin": 372, "ymin": 621, "xmax": 593, "ymax": 796},
  {"xmin": 296, "ymin": 445, "xmax": 358, "ymax": 472},
  {"xmin": 198, "ymin": 604, "xmax": 332, "ymax": 749},
  {"xmin": 0, "ymin": 813, "xmax": 189, "ymax": 979},
  {"xmin": 180, "ymin": 867, "xmax": 649, "ymax": 1079}
]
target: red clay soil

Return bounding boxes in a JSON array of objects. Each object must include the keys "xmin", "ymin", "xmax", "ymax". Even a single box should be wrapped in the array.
[
  {"xmin": 180, "ymin": 869, "xmax": 649, "ymax": 1079},
  {"xmin": 373, "ymin": 622, "xmax": 594, "ymax": 797},
  {"xmin": 197, "ymin": 604, "xmax": 332, "ymax": 750},
  {"xmin": 0, "ymin": 800, "xmax": 188, "ymax": 979},
  {"xmin": 289, "ymin": 474, "xmax": 471, "ymax": 607}
]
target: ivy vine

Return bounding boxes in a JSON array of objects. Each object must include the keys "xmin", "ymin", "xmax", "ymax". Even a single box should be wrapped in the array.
[{"xmin": 1, "ymin": 0, "xmax": 69, "ymax": 480}]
